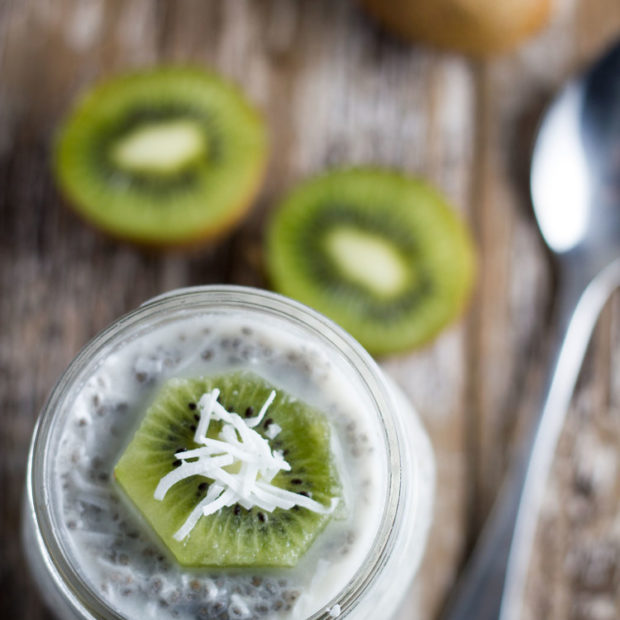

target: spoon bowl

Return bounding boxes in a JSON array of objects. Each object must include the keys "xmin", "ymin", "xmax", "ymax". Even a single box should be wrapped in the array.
[{"xmin": 532, "ymin": 42, "xmax": 620, "ymax": 263}]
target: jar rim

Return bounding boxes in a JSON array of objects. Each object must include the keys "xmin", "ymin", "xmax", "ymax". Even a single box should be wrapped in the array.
[{"xmin": 26, "ymin": 285, "xmax": 406, "ymax": 619}]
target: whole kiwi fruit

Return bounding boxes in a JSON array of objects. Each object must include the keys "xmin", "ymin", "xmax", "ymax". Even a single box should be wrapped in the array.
[{"xmin": 357, "ymin": 0, "xmax": 553, "ymax": 57}]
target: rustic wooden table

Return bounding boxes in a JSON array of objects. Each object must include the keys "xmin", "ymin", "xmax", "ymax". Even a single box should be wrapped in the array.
[{"xmin": 1, "ymin": 1, "xmax": 620, "ymax": 618}]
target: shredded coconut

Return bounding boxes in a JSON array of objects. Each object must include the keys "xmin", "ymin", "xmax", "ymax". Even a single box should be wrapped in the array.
[
  {"xmin": 245, "ymin": 389, "xmax": 276, "ymax": 428},
  {"xmin": 154, "ymin": 387, "xmax": 338, "ymax": 540},
  {"xmin": 265, "ymin": 423, "xmax": 282, "ymax": 439}
]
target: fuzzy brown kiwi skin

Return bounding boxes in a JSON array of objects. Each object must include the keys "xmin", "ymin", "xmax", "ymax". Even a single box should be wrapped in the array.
[
  {"xmin": 357, "ymin": 0, "xmax": 552, "ymax": 57},
  {"xmin": 53, "ymin": 66, "xmax": 269, "ymax": 250}
]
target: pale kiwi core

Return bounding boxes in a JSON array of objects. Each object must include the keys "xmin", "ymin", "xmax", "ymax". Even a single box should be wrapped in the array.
[{"xmin": 111, "ymin": 120, "xmax": 207, "ymax": 176}]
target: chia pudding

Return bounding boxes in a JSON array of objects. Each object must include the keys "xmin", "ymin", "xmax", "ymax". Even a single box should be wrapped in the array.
[{"xmin": 23, "ymin": 286, "xmax": 434, "ymax": 620}]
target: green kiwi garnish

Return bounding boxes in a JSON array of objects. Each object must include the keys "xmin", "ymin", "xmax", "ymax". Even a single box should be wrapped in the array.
[
  {"xmin": 54, "ymin": 67, "xmax": 267, "ymax": 246},
  {"xmin": 265, "ymin": 168, "xmax": 476, "ymax": 355},
  {"xmin": 114, "ymin": 372, "xmax": 342, "ymax": 567}
]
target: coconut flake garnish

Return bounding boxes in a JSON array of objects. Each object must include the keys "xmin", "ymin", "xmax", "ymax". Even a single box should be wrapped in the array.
[
  {"xmin": 154, "ymin": 388, "xmax": 339, "ymax": 541},
  {"xmin": 265, "ymin": 422, "xmax": 282, "ymax": 440}
]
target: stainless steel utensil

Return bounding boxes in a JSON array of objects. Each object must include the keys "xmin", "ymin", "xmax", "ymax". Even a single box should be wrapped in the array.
[{"xmin": 442, "ymin": 39, "xmax": 620, "ymax": 620}]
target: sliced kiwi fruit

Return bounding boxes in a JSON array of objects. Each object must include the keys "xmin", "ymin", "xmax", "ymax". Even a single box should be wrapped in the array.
[
  {"xmin": 114, "ymin": 371, "xmax": 342, "ymax": 567},
  {"xmin": 266, "ymin": 168, "xmax": 476, "ymax": 355},
  {"xmin": 54, "ymin": 67, "xmax": 267, "ymax": 246}
]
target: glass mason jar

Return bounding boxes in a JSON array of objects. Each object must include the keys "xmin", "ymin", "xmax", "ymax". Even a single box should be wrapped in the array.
[{"xmin": 23, "ymin": 286, "xmax": 434, "ymax": 620}]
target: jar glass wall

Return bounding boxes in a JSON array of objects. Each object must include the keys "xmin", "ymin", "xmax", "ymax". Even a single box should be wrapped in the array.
[{"xmin": 23, "ymin": 286, "xmax": 434, "ymax": 620}]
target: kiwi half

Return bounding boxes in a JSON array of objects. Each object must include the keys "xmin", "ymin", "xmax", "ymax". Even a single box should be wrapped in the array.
[
  {"xmin": 266, "ymin": 168, "xmax": 475, "ymax": 355},
  {"xmin": 55, "ymin": 67, "xmax": 267, "ymax": 246},
  {"xmin": 114, "ymin": 371, "xmax": 342, "ymax": 568}
]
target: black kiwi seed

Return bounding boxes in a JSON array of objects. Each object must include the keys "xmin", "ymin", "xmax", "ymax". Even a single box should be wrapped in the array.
[
  {"xmin": 291, "ymin": 478, "xmax": 303, "ymax": 485},
  {"xmin": 257, "ymin": 512, "xmax": 266, "ymax": 523},
  {"xmin": 188, "ymin": 402, "xmax": 196, "ymax": 410},
  {"xmin": 172, "ymin": 459, "xmax": 182, "ymax": 468},
  {"xmin": 234, "ymin": 505, "xmax": 241, "ymax": 516},
  {"xmin": 266, "ymin": 167, "xmax": 476, "ymax": 355},
  {"xmin": 244, "ymin": 406, "xmax": 254, "ymax": 418},
  {"xmin": 263, "ymin": 418, "xmax": 273, "ymax": 428}
]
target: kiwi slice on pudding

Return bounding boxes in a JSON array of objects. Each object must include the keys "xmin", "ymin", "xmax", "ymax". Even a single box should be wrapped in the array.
[
  {"xmin": 266, "ymin": 168, "xmax": 476, "ymax": 355},
  {"xmin": 54, "ymin": 67, "xmax": 267, "ymax": 246},
  {"xmin": 114, "ymin": 372, "xmax": 342, "ymax": 567}
]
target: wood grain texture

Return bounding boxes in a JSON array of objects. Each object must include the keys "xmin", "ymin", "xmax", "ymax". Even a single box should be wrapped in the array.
[{"xmin": 0, "ymin": 1, "xmax": 619, "ymax": 619}]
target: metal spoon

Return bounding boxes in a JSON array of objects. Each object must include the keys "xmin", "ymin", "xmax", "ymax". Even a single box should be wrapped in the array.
[{"xmin": 442, "ymin": 39, "xmax": 620, "ymax": 620}]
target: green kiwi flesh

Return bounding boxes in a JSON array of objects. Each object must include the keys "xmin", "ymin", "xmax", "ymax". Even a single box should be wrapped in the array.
[
  {"xmin": 55, "ymin": 67, "xmax": 267, "ymax": 245},
  {"xmin": 266, "ymin": 168, "xmax": 476, "ymax": 355},
  {"xmin": 114, "ymin": 372, "xmax": 342, "ymax": 567}
]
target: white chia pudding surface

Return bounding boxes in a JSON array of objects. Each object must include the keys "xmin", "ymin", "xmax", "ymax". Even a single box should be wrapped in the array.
[{"xmin": 48, "ymin": 310, "xmax": 390, "ymax": 620}]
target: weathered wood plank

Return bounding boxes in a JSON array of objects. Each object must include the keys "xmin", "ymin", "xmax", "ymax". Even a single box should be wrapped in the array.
[{"xmin": 1, "ymin": 1, "xmax": 619, "ymax": 620}]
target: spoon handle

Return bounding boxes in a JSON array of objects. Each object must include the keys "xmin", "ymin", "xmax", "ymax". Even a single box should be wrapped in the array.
[{"xmin": 441, "ymin": 257, "xmax": 620, "ymax": 620}]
